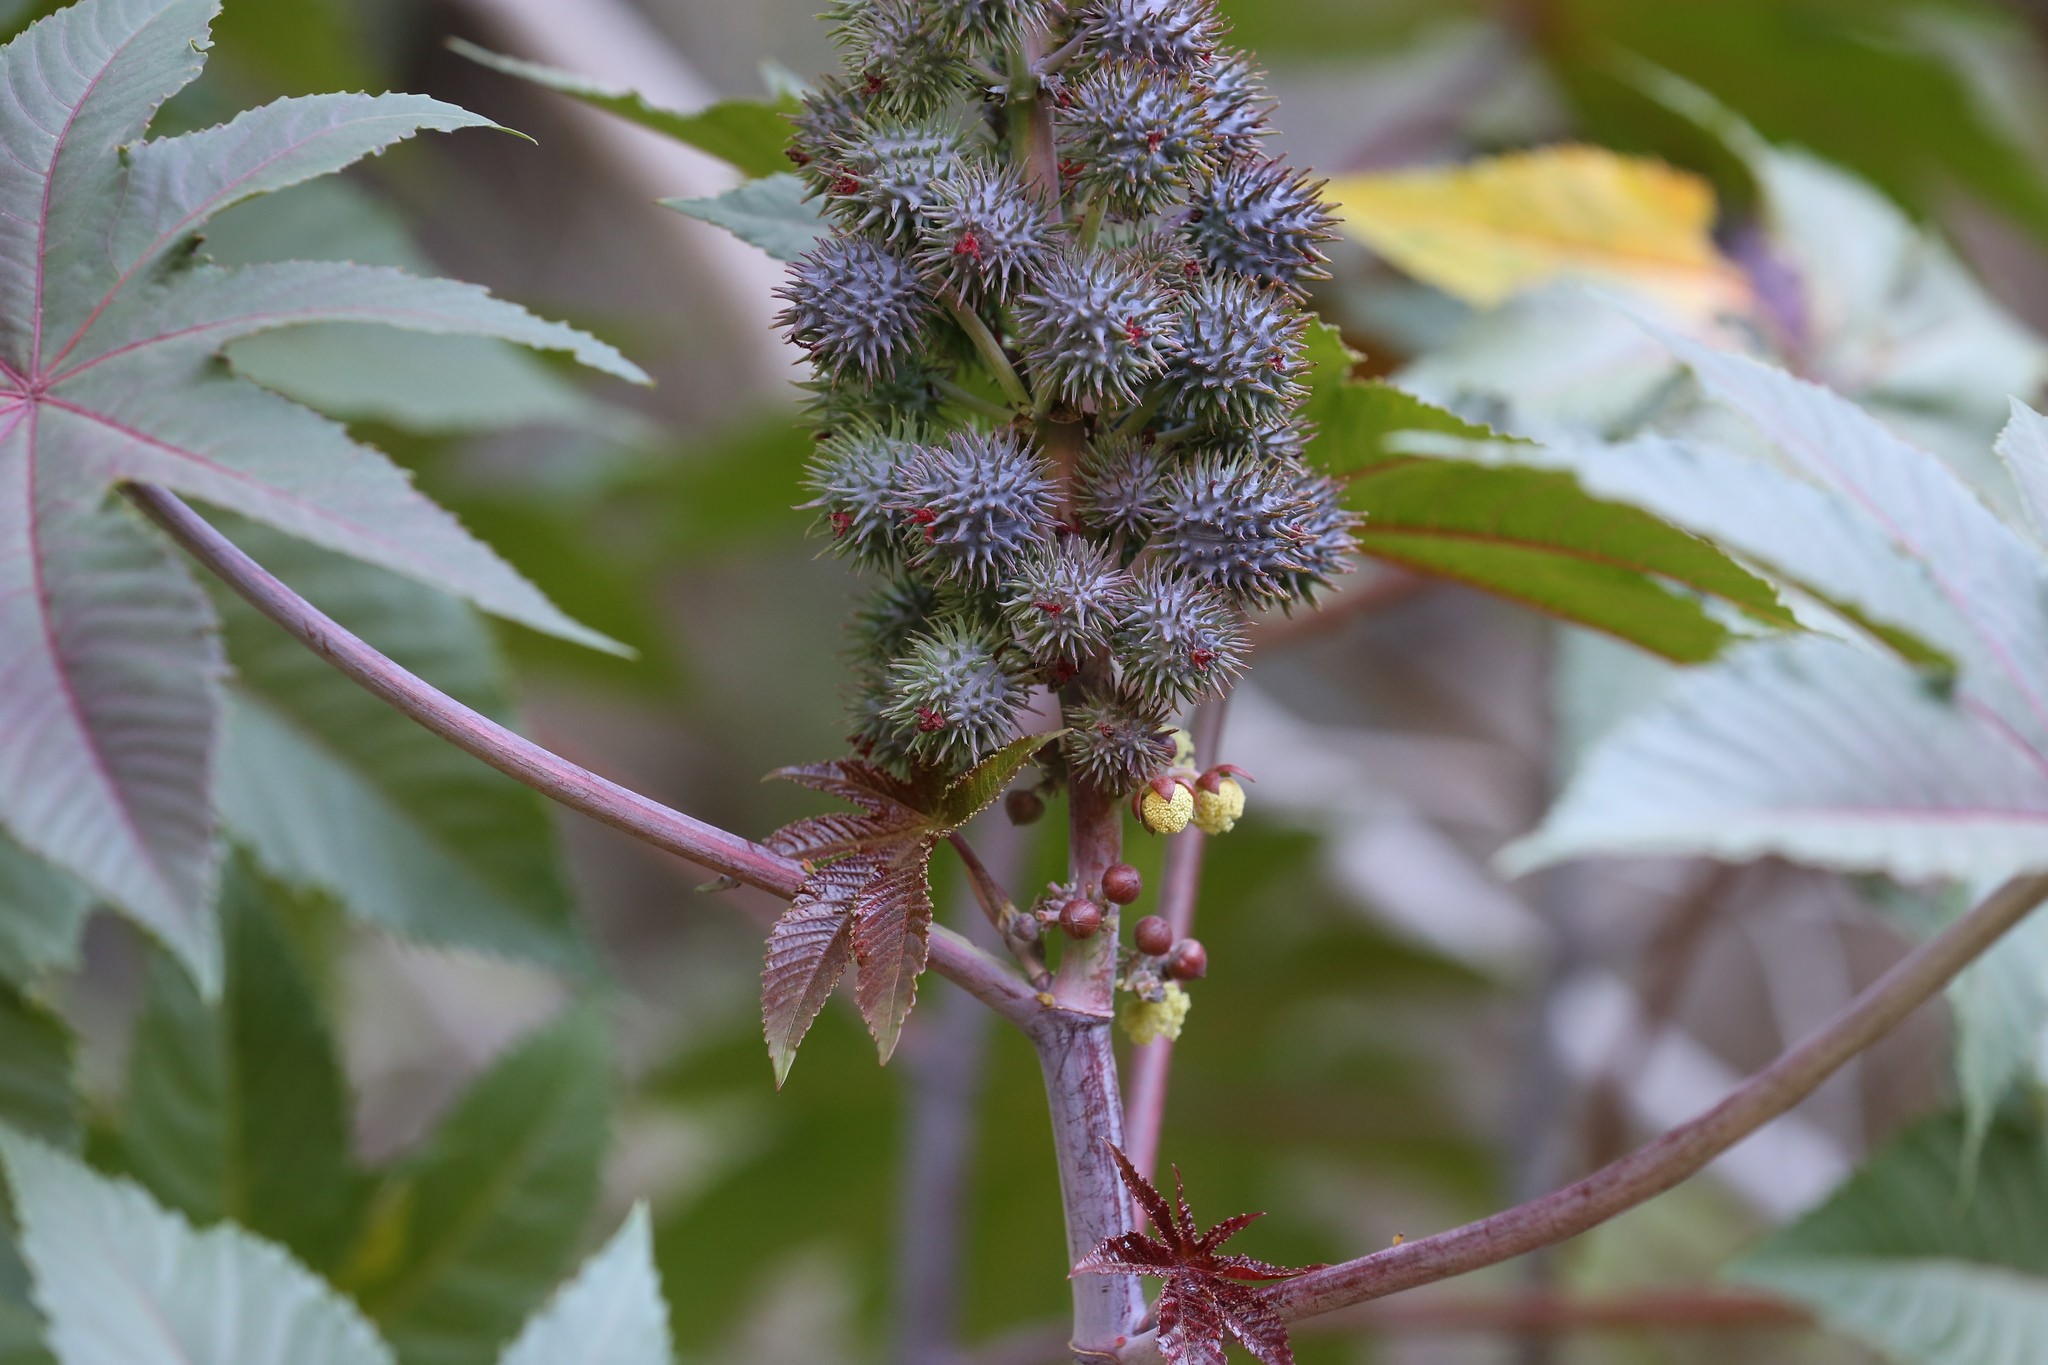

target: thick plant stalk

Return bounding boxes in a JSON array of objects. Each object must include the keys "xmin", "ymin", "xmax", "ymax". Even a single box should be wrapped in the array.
[
  {"xmin": 124, "ymin": 483, "xmax": 1044, "ymax": 1028},
  {"xmin": 1113, "ymin": 869, "xmax": 2048, "ymax": 1361}
]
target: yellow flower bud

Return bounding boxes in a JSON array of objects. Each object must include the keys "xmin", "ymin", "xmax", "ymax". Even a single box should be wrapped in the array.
[
  {"xmin": 1119, "ymin": 982, "xmax": 1191, "ymax": 1045},
  {"xmin": 1139, "ymin": 784, "xmax": 1193, "ymax": 834},
  {"xmin": 1191, "ymin": 776, "xmax": 1245, "ymax": 835},
  {"xmin": 1170, "ymin": 727, "xmax": 1197, "ymax": 769}
]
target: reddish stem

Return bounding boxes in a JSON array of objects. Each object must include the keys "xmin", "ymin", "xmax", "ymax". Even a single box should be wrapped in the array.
[
  {"xmin": 125, "ymin": 483, "xmax": 1045, "ymax": 1028},
  {"xmin": 1120, "ymin": 694, "xmax": 1228, "ymax": 1181},
  {"xmin": 1113, "ymin": 869, "xmax": 2048, "ymax": 1360}
]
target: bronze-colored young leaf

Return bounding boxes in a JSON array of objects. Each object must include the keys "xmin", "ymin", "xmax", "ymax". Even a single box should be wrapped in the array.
[
  {"xmin": 761, "ymin": 744, "xmax": 1046, "ymax": 1073},
  {"xmin": 1075, "ymin": 1142, "xmax": 1318, "ymax": 1365},
  {"xmin": 760, "ymin": 858, "xmax": 868, "ymax": 1088}
]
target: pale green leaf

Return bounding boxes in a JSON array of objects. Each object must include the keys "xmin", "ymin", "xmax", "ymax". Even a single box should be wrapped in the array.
[
  {"xmin": 1396, "ymin": 427, "xmax": 1955, "ymax": 667},
  {"xmin": 934, "ymin": 731, "xmax": 1055, "ymax": 829},
  {"xmin": 1302, "ymin": 322, "xmax": 1791, "ymax": 660},
  {"xmin": 1732, "ymin": 1111, "xmax": 2048, "ymax": 1365},
  {"xmin": 1658, "ymin": 329, "xmax": 2048, "ymax": 749},
  {"xmin": 661, "ymin": 175, "xmax": 826, "ymax": 262},
  {"xmin": 1995, "ymin": 399, "xmax": 2048, "ymax": 545},
  {"xmin": 210, "ymin": 521, "xmax": 590, "ymax": 974},
  {"xmin": 0, "ymin": 835, "xmax": 92, "ymax": 988},
  {"xmin": 353, "ymin": 1007, "xmax": 611, "ymax": 1365},
  {"xmin": 0, "ymin": 486, "xmax": 226, "ymax": 992},
  {"xmin": 0, "ymin": 1125, "xmax": 396, "ymax": 1365},
  {"xmin": 1508, "ymin": 636, "xmax": 2048, "ymax": 883},
  {"xmin": 498, "ymin": 1206, "xmax": 672, "ymax": 1365},
  {"xmin": 114, "ymin": 855, "xmax": 362, "ymax": 1271},
  {"xmin": 448, "ymin": 40, "xmax": 798, "ymax": 179},
  {"xmin": 0, "ymin": 0, "xmax": 634, "ymax": 981}
]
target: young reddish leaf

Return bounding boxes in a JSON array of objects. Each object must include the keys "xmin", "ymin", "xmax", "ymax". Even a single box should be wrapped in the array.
[
  {"xmin": 1075, "ymin": 1142, "xmax": 1317, "ymax": 1365},
  {"xmin": 849, "ymin": 840, "xmax": 938, "ymax": 1064},
  {"xmin": 761, "ymin": 748, "xmax": 1049, "ymax": 1071},
  {"xmin": 0, "ymin": 0, "xmax": 642, "ymax": 987},
  {"xmin": 761, "ymin": 857, "xmax": 870, "ymax": 1087}
]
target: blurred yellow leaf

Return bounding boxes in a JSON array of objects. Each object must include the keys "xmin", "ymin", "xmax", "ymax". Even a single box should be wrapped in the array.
[{"xmin": 1327, "ymin": 145, "xmax": 1751, "ymax": 321}]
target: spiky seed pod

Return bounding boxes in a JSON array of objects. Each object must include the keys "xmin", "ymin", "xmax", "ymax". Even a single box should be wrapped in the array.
[
  {"xmin": 848, "ymin": 575, "xmax": 949, "ymax": 662},
  {"xmin": 892, "ymin": 428, "xmax": 1058, "ymax": 586},
  {"xmin": 915, "ymin": 162, "xmax": 1058, "ymax": 302},
  {"xmin": 1115, "ymin": 564, "xmax": 1248, "ymax": 706},
  {"xmin": 881, "ymin": 620, "xmax": 1030, "ymax": 769},
  {"xmin": 1014, "ymin": 249, "xmax": 1177, "ymax": 408},
  {"xmin": 777, "ymin": 237, "xmax": 934, "ymax": 382},
  {"xmin": 1195, "ymin": 48, "xmax": 1272, "ymax": 151},
  {"xmin": 1186, "ymin": 156, "xmax": 1339, "ymax": 289},
  {"xmin": 1160, "ymin": 272, "xmax": 1308, "ymax": 427},
  {"xmin": 799, "ymin": 352, "xmax": 953, "ymax": 429},
  {"xmin": 1271, "ymin": 460, "xmax": 1359, "ymax": 603},
  {"xmin": 1190, "ymin": 414, "xmax": 1311, "ymax": 463},
  {"xmin": 930, "ymin": 0, "xmax": 1059, "ymax": 47},
  {"xmin": 802, "ymin": 421, "xmax": 920, "ymax": 565},
  {"xmin": 788, "ymin": 74, "xmax": 874, "ymax": 186},
  {"xmin": 1076, "ymin": 433, "xmax": 1170, "ymax": 539},
  {"xmin": 847, "ymin": 668, "xmax": 920, "ymax": 768},
  {"xmin": 823, "ymin": 118, "xmax": 968, "ymax": 246},
  {"xmin": 1061, "ymin": 62, "xmax": 1218, "ymax": 216},
  {"xmin": 1063, "ymin": 689, "xmax": 1176, "ymax": 792},
  {"xmin": 1109, "ymin": 229, "xmax": 1205, "ymax": 293},
  {"xmin": 1001, "ymin": 540, "xmax": 1133, "ymax": 666},
  {"xmin": 1074, "ymin": 0, "xmax": 1227, "ymax": 71},
  {"xmin": 1151, "ymin": 453, "xmax": 1341, "ymax": 604},
  {"xmin": 833, "ymin": 0, "xmax": 976, "ymax": 116}
]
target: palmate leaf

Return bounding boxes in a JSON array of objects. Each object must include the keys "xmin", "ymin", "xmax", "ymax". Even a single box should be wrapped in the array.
[
  {"xmin": 448, "ymin": 39, "xmax": 799, "ymax": 179},
  {"xmin": 349, "ymin": 1006, "xmax": 611, "ymax": 1365},
  {"xmin": 111, "ymin": 854, "xmax": 362, "ymax": 1273},
  {"xmin": 497, "ymin": 1206, "xmax": 673, "ymax": 1365},
  {"xmin": 1513, "ymin": 333, "xmax": 2048, "ymax": 884},
  {"xmin": 209, "ymin": 520, "xmax": 590, "ymax": 973},
  {"xmin": 0, "ymin": 0, "xmax": 644, "ymax": 990},
  {"xmin": 1074, "ymin": 1143, "xmax": 1312, "ymax": 1365},
  {"xmin": 1730, "ymin": 1110, "xmax": 2048, "ymax": 1365},
  {"xmin": 761, "ymin": 733, "xmax": 1046, "ymax": 1079},
  {"xmin": 0, "ymin": 1125, "xmax": 395, "ymax": 1365},
  {"xmin": 1303, "ymin": 323, "xmax": 1793, "ymax": 661},
  {"xmin": 661, "ymin": 174, "xmax": 828, "ymax": 263}
]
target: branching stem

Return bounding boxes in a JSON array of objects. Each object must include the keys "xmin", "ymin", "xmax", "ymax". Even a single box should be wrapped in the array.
[
  {"xmin": 125, "ymin": 483, "xmax": 1047, "ymax": 1029},
  {"xmin": 1113, "ymin": 869, "xmax": 2048, "ymax": 1360}
]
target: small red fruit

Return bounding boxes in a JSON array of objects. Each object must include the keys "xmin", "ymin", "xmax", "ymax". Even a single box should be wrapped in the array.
[
  {"xmin": 1134, "ymin": 915, "xmax": 1173, "ymax": 956},
  {"xmin": 1060, "ymin": 898, "xmax": 1103, "ymax": 939},
  {"xmin": 1165, "ymin": 939, "xmax": 1208, "ymax": 980},
  {"xmin": 1103, "ymin": 863, "xmax": 1143, "ymax": 905}
]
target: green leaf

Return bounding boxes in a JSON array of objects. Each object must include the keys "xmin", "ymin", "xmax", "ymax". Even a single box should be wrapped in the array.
[
  {"xmin": 1996, "ymin": 400, "xmax": 2048, "ymax": 545},
  {"xmin": 1551, "ymin": 0, "xmax": 2048, "ymax": 244},
  {"xmin": 448, "ymin": 40, "xmax": 798, "ymax": 178},
  {"xmin": 498, "ymin": 1206, "xmax": 673, "ymax": 1365},
  {"xmin": 661, "ymin": 174, "xmax": 827, "ymax": 262},
  {"xmin": 351, "ymin": 1006, "xmax": 612, "ymax": 1365},
  {"xmin": 0, "ymin": 1124, "xmax": 396, "ymax": 1365},
  {"xmin": 113, "ymin": 854, "xmax": 363, "ymax": 1271},
  {"xmin": 934, "ymin": 732, "xmax": 1055, "ymax": 829},
  {"xmin": 1302, "ymin": 322, "xmax": 1790, "ymax": 661},
  {"xmin": 0, "ymin": 835, "xmax": 91, "ymax": 988},
  {"xmin": 0, "ymin": 991, "xmax": 74, "ymax": 1152},
  {"xmin": 210, "ymin": 521, "xmax": 591, "ymax": 975},
  {"xmin": 1508, "ymin": 635, "xmax": 2048, "ymax": 883},
  {"xmin": 1731, "ymin": 1110, "xmax": 2048, "ymax": 1363},
  {"xmin": 0, "ymin": 0, "xmax": 636, "ymax": 990},
  {"xmin": 1395, "ymin": 427, "xmax": 1954, "ymax": 668},
  {"xmin": 1659, "ymin": 328, "xmax": 2048, "ymax": 749}
]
